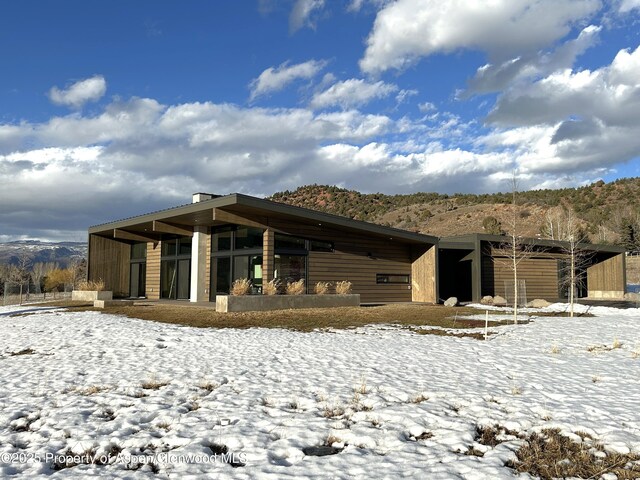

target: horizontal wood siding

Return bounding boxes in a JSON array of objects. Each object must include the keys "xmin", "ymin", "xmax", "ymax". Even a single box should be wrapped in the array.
[
  {"xmin": 88, "ymin": 234, "xmax": 130, "ymax": 297},
  {"xmin": 587, "ymin": 254, "xmax": 625, "ymax": 294},
  {"xmin": 486, "ymin": 255, "xmax": 559, "ymax": 301},
  {"xmin": 294, "ymin": 226, "xmax": 414, "ymax": 303},
  {"xmin": 146, "ymin": 241, "xmax": 161, "ymax": 300}
]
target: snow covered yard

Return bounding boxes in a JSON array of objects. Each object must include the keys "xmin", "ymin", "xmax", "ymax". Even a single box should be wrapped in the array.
[{"xmin": 0, "ymin": 304, "xmax": 639, "ymax": 479}]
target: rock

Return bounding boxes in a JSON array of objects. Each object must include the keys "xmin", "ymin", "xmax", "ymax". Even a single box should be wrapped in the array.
[
  {"xmin": 480, "ymin": 295, "xmax": 494, "ymax": 305},
  {"xmin": 302, "ymin": 446, "xmax": 343, "ymax": 456},
  {"xmin": 492, "ymin": 295, "xmax": 507, "ymax": 306},
  {"xmin": 624, "ymin": 292, "xmax": 640, "ymax": 301},
  {"xmin": 526, "ymin": 298, "xmax": 551, "ymax": 308},
  {"xmin": 444, "ymin": 297, "xmax": 458, "ymax": 307}
]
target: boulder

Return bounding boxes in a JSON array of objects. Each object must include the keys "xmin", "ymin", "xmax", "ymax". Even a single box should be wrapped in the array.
[
  {"xmin": 492, "ymin": 295, "xmax": 507, "ymax": 306},
  {"xmin": 526, "ymin": 298, "xmax": 551, "ymax": 308},
  {"xmin": 480, "ymin": 295, "xmax": 494, "ymax": 305},
  {"xmin": 444, "ymin": 297, "xmax": 458, "ymax": 307}
]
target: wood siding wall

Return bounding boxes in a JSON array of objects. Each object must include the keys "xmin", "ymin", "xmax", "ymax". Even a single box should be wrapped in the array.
[
  {"xmin": 146, "ymin": 241, "xmax": 161, "ymax": 300},
  {"xmin": 262, "ymin": 229, "xmax": 275, "ymax": 283},
  {"xmin": 483, "ymin": 255, "xmax": 559, "ymax": 300},
  {"xmin": 205, "ymin": 232, "xmax": 211, "ymax": 296},
  {"xmin": 261, "ymin": 218, "xmax": 417, "ymax": 303},
  {"xmin": 587, "ymin": 253, "xmax": 625, "ymax": 297},
  {"xmin": 411, "ymin": 245, "xmax": 437, "ymax": 302},
  {"xmin": 88, "ymin": 235, "xmax": 130, "ymax": 297}
]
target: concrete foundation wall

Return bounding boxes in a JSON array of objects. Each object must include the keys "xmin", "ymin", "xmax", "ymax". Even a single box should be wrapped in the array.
[
  {"xmin": 72, "ymin": 290, "xmax": 113, "ymax": 301},
  {"xmin": 216, "ymin": 294, "xmax": 360, "ymax": 313}
]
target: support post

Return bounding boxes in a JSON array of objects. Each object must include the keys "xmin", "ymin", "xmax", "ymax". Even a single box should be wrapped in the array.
[
  {"xmin": 262, "ymin": 228, "xmax": 274, "ymax": 292},
  {"xmin": 190, "ymin": 226, "xmax": 209, "ymax": 302}
]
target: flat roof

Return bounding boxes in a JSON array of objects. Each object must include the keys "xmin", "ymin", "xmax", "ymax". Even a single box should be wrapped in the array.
[
  {"xmin": 89, "ymin": 193, "xmax": 439, "ymax": 245},
  {"xmin": 440, "ymin": 233, "xmax": 626, "ymax": 253}
]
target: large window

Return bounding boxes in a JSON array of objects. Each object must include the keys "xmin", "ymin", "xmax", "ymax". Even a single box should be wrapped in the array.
[
  {"xmin": 211, "ymin": 230, "xmax": 331, "ymax": 296},
  {"xmin": 161, "ymin": 236, "xmax": 191, "ymax": 299},
  {"xmin": 274, "ymin": 255, "xmax": 306, "ymax": 283},
  {"xmin": 211, "ymin": 226, "xmax": 264, "ymax": 296}
]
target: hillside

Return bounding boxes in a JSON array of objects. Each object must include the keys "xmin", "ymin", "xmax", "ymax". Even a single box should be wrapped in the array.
[
  {"xmin": 0, "ymin": 240, "xmax": 87, "ymax": 267},
  {"xmin": 269, "ymin": 178, "xmax": 640, "ymax": 248}
]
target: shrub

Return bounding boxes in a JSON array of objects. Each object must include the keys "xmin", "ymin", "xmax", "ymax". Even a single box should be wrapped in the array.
[
  {"xmin": 314, "ymin": 281, "xmax": 331, "ymax": 295},
  {"xmin": 231, "ymin": 278, "xmax": 252, "ymax": 296},
  {"xmin": 77, "ymin": 279, "xmax": 105, "ymax": 291},
  {"xmin": 335, "ymin": 280, "xmax": 352, "ymax": 295},
  {"xmin": 286, "ymin": 279, "xmax": 305, "ymax": 295},
  {"xmin": 44, "ymin": 269, "xmax": 74, "ymax": 292},
  {"xmin": 262, "ymin": 278, "xmax": 281, "ymax": 295}
]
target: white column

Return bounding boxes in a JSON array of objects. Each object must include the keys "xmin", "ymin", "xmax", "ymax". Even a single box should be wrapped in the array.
[{"xmin": 190, "ymin": 226, "xmax": 208, "ymax": 302}]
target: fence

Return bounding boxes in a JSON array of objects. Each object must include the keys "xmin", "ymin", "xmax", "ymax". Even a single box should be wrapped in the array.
[
  {"xmin": 504, "ymin": 280, "xmax": 528, "ymax": 307},
  {"xmin": 2, "ymin": 282, "xmax": 72, "ymax": 306}
]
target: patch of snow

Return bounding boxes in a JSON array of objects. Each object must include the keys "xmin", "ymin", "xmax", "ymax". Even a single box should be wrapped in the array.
[{"xmin": 0, "ymin": 304, "xmax": 639, "ymax": 478}]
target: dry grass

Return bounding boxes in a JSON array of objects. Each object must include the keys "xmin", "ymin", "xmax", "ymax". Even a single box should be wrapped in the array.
[
  {"xmin": 286, "ymin": 279, "xmax": 306, "ymax": 295},
  {"xmin": 231, "ymin": 278, "xmax": 252, "ymax": 296},
  {"xmin": 314, "ymin": 281, "xmax": 331, "ymax": 295},
  {"xmin": 76, "ymin": 279, "xmax": 105, "ymax": 291},
  {"xmin": 507, "ymin": 428, "xmax": 640, "ymax": 479},
  {"xmin": 335, "ymin": 281, "xmax": 352, "ymax": 295},
  {"xmin": 410, "ymin": 393, "xmax": 429, "ymax": 403},
  {"xmin": 262, "ymin": 279, "xmax": 281, "ymax": 296},
  {"xmin": 141, "ymin": 376, "xmax": 169, "ymax": 390},
  {"xmin": 325, "ymin": 434, "xmax": 343, "ymax": 446},
  {"xmin": 76, "ymin": 385, "xmax": 108, "ymax": 396},
  {"xmin": 549, "ymin": 344, "xmax": 561, "ymax": 354},
  {"xmin": 322, "ymin": 402, "xmax": 345, "ymax": 419},
  {"xmin": 38, "ymin": 301, "xmax": 520, "ymax": 334}
]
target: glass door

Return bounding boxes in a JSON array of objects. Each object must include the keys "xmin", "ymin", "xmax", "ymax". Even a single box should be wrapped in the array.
[{"xmin": 129, "ymin": 262, "xmax": 146, "ymax": 298}]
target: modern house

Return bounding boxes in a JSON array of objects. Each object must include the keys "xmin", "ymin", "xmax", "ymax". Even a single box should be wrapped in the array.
[
  {"xmin": 87, "ymin": 193, "xmax": 439, "ymax": 303},
  {"xmin": 87, "ymin": 194, "xmax": 627, "ymax": 306},
  {"xmin": 439, "ymin": 233, "xmax": 626, "ymax": 303}
]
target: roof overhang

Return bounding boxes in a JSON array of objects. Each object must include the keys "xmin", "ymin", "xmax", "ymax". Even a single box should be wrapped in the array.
[{"xmin": 89, "ymin": 193, "xmax": 438, "ymax": 246}]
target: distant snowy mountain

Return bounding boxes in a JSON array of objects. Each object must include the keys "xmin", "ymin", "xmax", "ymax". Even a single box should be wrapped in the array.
[{"xmin": 0, "ymin": 240, "xmax": 87, "ymax": 267}]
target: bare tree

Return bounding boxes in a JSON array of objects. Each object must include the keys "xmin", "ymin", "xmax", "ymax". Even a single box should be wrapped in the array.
[
  {"xmin": 7, "ymin": 250, "xmax": 32, "ymax": 304},
  {"xmin": 500, "ymin": 173, "xmax": 535, "ymax": 324},
  {"xmin": 555, "ymin": 210, "xmax": 594, "ymax": 317}
]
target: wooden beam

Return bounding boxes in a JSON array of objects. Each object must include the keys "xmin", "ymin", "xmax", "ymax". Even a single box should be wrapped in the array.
[
  {"xmin": 114, "ymin": 229, "xmax": 158, "ymax": 243},
  {"xmin": 152, "ymin": 220, "xmax": 193, "ymax": 237},
  {"xmin": 212, "ymin": 208, "xmax": 269, "ymax": 229}
]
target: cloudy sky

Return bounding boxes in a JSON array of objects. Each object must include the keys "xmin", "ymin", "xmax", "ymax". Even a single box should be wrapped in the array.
[{"xmin": 1, "ymin": 0, "xmax": 640, "ymax": 241}]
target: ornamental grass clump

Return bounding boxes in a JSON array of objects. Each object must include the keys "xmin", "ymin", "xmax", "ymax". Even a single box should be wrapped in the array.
[
  {"xmin": 286, "ymin": 279, "xmax": 305, "ymax": 295},
  {"xmin": 262, "ymin": 278, "xmax": 281, "ymax": 295},
  {"xmin": 335, "ymin": 280, "xmax": 352, "ymax": 295},
  {"xmin": 314, "ymin": 281, "xmax": 331, "ymax": 295},
  {"xmin": 231, "ymin": 278, "xmax": 252, "ymax": 296},
  {"xmin": 77, "ymin": 279, "xmax": 105, "ymax": 291}
]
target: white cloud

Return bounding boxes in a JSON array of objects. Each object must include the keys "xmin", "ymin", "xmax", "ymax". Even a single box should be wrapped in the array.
[
  {"xmin": 289, "ymin": 0, "xmax": 325, "ymax": 33},
  {"xmin": 310, "ymin": 78, "xmax": 398, "ymax": 109},
  {"xmin": 619, "ymin": 0, "xmax": 640, "ymax": 12},
  {"xmin": 360, "ymin": 0, "xmax": 601, "ymax": 74},
  {"xmin": 463, "ymin": 25, "xmax": 601, "ymax": 97},
  {"xmin": 487, "ymin": 44, "xmax": 640, "ymax": 129},
  {"xmin": 249, "ymin": 60, "xmax": 326, "ymax": 100},
  {"xmin": 48, "ymin": 75, "xmax": 107, "ymax": 109}
]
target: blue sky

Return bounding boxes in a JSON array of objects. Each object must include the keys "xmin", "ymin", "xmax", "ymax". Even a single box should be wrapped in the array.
[{"xmin": 1, "ymin": 0, "xmax": 640, "ymax": 241}]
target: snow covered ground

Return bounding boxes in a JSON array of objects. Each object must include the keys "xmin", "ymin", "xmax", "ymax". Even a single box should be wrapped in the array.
[{"xmin": 0, "ymin": 303, "xmax": 639, "ymax": 479}]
